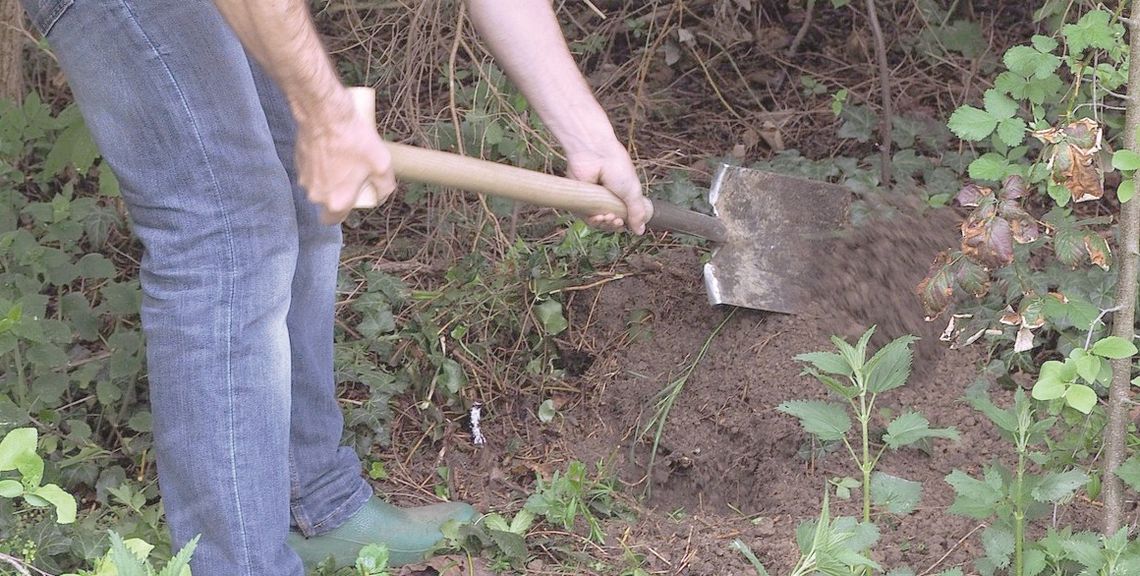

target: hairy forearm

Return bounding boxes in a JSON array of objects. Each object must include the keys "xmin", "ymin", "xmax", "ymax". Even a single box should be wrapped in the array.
[
  {"xmin": 465, "ymin": 1, "xmax": 616, "ymax": 154},
  {"xmin": 211, "ymin": 0, "xmax": 348, "ymax": 123}
]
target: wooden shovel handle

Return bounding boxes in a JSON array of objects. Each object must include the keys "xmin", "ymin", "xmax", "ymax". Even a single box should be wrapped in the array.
[{"xmin": 349, "ymin": 88, "xmax": 726, "ymax": 242}]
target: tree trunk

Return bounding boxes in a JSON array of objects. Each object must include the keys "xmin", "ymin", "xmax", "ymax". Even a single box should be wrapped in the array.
[
  {"xmin": 1103, "ymin": 0, "xmax": 1140, "ymax": 536},
  {"xmin": 0, "ymin": 0, "xmax": 24, "ymax": 102}
]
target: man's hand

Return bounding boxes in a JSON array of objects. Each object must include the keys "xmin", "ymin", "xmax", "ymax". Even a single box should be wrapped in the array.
[
  {"xmin": 565, "ymin": 138, "xmax": 652, "ymax": 235},
  {"xmin": 294, "ymin": 91, "xmax": 396, "ymax": 225}
]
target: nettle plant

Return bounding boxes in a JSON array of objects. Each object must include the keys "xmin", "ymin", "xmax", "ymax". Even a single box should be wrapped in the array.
[
  {"xmin": 918, "ymin": 8, "xmax": 1133, "ymax": 406},
  {"xmin": 779, "ymin": 327, "xmax": 959, "ymax": 525}
]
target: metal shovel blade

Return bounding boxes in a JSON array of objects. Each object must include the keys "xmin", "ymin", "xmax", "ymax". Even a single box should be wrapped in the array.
[{"xmin": 702, "ymin": 165, "xmax": 851, "ymax": 314}]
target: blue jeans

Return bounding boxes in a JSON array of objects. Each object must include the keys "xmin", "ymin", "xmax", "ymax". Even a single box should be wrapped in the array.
[{"xmin": 21, "ymin": 0, "xmax": 374, "ymax": 573}]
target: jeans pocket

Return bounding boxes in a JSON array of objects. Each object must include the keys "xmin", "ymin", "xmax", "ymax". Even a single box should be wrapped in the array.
[{"xmin": 19, "ymin": 0, "xmax": 74, "ymax": 37}]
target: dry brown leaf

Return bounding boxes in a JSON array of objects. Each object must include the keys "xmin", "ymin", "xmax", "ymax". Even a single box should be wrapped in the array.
[{"xmin": 999, "ymin": 306, "xmax": 1021, "ymax": 326}]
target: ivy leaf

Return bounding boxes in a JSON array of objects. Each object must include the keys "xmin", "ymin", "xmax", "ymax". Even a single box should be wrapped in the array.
[
  {"xmin": 1031, "ymin": 469, "xmax": 1089, "ymax": 503},
  {"xmin": 883, "ymin": 411, "xmax": 959, "ymax": 449},
  {"xmin": 777, "ymin": 401, "xmax": 852, "ymax": 441},
  {"xmin": 948, "ymin": 106, "xmax": 997, "ymax": 141},
  {"xmin": 870, "ymin": 472, "xmax": 922, "ymax": 515},
  {"xmin": 1063, "ymin": 10, "xmax": 1121, "ymax": 55},
  {"xmin": 1091, "ymin": 336, "xmax": 1137, "ymax": 359},
  {"xmin": 534, "ymin": 299, "xmax": 568, "ymax": 336}
]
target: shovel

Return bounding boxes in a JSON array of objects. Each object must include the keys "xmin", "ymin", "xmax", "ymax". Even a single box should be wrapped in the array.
[{"xmin": 350, "ymin": 88, "xmax": 850, "ymax": 314}]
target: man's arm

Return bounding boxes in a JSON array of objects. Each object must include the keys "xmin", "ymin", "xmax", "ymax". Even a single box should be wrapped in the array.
[
  {"xmin": 466, "ymin": 1, "xmax": 652, "ymax": 234},
  {"xmin": 210, "ymin": 0, "xmax": 396, "ymax": 224}
]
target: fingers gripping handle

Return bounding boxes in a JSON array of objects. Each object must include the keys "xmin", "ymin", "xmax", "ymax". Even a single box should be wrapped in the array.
[{"xmin": 350, "ymin": 87, "xmax": 381, "ymax": 208}]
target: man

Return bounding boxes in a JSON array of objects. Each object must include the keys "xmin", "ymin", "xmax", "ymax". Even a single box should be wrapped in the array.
[{"xmin": 18, "ymin": 0, "xmax": 651, "ymax": 573}]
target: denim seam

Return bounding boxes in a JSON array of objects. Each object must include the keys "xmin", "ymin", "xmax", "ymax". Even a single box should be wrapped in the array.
[
  {"xmin": 37, "ymin": 0, "xmax": 73, "ymax": 37},
  {"xmin": 308, "ymin": 478, "xmax": 372, "ymax": 535},
  {"xmin": 288, "ymin": 446, "xmax": 313, "ymax": 535},
  {"xmin": 116, "ymin": 2, "xmax": 247, "ymax": 573}
]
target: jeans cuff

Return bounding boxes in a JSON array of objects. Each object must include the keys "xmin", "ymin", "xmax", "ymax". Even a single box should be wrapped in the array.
[{"xmin": 292, "ymin": 477, "xmax": 373, "ymax": 537}]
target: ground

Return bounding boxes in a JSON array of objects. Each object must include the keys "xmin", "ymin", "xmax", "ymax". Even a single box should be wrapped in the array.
[{"xmin": 336, "ymin": 2, "xmax": 1111, "ymax": 573}]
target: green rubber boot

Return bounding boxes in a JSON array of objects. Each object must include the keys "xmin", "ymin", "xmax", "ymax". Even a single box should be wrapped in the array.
[{"xmin": 287, "ymin": 496, "xmax": 477, "ymax": 570}]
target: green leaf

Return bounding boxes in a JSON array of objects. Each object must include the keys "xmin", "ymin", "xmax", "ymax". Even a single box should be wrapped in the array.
[
  {"xmin": 1032, "ymin": 360, "xmax": 1073, "ymax": 400},
  {"xmin": 1115, "ymin": 456, "xmax": 1140, "ymax": 491},
  {"xmin": 968, "ymin": 153, "xmax": 1010, "ymax": 180},
  {"xmin": 1031, "ymin": 469, "xmax": 1089, "ymax": 503},
  {"xmin": 730, "ymin": 539, "xmax": 770, "ymax": 576},
  {"xmin": 538, "ymin": 399, "xmax": 556, "ymax": 423},
  {"xmin": 883, "ymin": 411, "xmax": 959, "ymax": 449},
  {"xmin": 982, "ymin": 524, "xmax": 1015, "ymax": 569},
  {"xmin": 948, "ymin": 106, "xmax": 997, "ymax": 141},
  {"xmin": 865, "ymin": 335, "xmax": 917, "ymax": 393},
  {"xmin": 1031, "ymin": 34, "xmax": 1058, "ymax": 53},
  {"xmin": 795, "ymin": 351, "xmax": 853, "ymax": 377},
  {"xmin": 157, "ymin": 536, "xmax": 199, "ymax": 576},
  {"xmin": 534, "ymin": 299, "xmax": 568, "ymax": 336},
  {"xmin": 437, "ymin": 358, "xmax": 466, "ymax": 395},
  {"xmin": 0, "ymin": 427, "xmax": 37, "ymax": 472},
  {"xmin": 997, "ymin": 117, "xmax": 1027, "ymax": 147},
  {"xmin": 1091, "ymin": 336, "xmax": 1137, "ymax": 359},
  {"xmin": 1065, "ymin": 384, "xmax": 1097, "ymax": 414},
  {"xmin": 32, "ymin": 484, "xmax": 77, "ymax": 524},
  {"xmin": 1075, "ymin": 353, "xmax": 1100, "ymax": 384},
  {"xmin": 1118, "ymin": 178, "xmax": 1135, "ymax": 203},
  {"xmin": 1004, "ymin": 45, "xmax": 1061, "ymax": 79},
  {"xmin": 776, "ymin": 400, "xmax": 851, "ymax": 441},
  {"xmin": 946, "ymin": 469, "xmax": 1002, "ymax": 519},
  {"xmin": 1112, "ymin": 150, "xmax": 1140, "ymax": 171},
  {"xmin": 1063, "ymin": 10, "xmax": 1120, "ymax": 55},
  {"xmin": 967, "ymin": 393, "xmax": 1018, "ymax": 433},
  {"xmin": 984, "ymin": 90, "xmax": 1018, "ymax": 119},
  {"xmin": 76, "ymin": 253, "xmax": 116, "ymax": 279},
  {"xmin": 108, "ymin": 533, "xmax": 149, "ymax": 576},
  {"xmin": 870, "ymin": 472, "xmax": 922, "ymax": 515},
  {"xmin": 0, "ymin": 479, "xmax": 23, "ymax": 498},
  {"xmin": 354, "ymin": 543, "xmax": 390, "ymax": 575}
]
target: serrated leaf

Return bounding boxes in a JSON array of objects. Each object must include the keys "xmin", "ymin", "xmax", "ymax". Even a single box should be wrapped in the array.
[
  {"xmin": 946, "ymin": 469, "xmax": 1002, "ymax": 519},
  {"xmin": 967, "ymin": 393, "xmax": 1018, "ymax": 433},
  {"xmin": 1031, "ymin": 469, "xmax": 1089, "ymax": 502},
  {"xmin": 777, "ymin": 401, "xmax": 851, "ymax": 441},
  {"xmin": 984, "ymin": 90, "xmax": 1018, "ymax": 119},
  {"xmin": 916, "ymin": 251, "xmax": 958, "ymax": 320},
  {"xmin": 795, "ymin": 351, "xmax": 853, "ymax": 377},
  {"xmin": 948, "ymin": 106, "xmax": 997, "ymax": 141},
  {"xmin": 884, "ymin": 411, "xmax": 959, "ymax": 449},
  {"xmin": 1063, "ymin": 10, "xmax": 1120, "ymax": 55},
  {"xmin": 1031, "ymin": 34, "xmax": 1058, "ymax": 53},
  {"xmin": 158, "ymin": 536, "xmax": 199, "ymax": 576},
  {"xmin": 1054, "ymin": 225, "xmax": 1085, "ymax": 267},
  {"xmin": 1004, "ymin": 45, "xmax": 1061, "ymax": 79},
  {"xmin": 969, "ymin": 153, "xmax": 1010, "ymax": 180},
  {"xmin": 870, "ymin": 472, "xmax": 922, "ymax": 515},
  {"xmin": 1091, "ymin": 336, "xmax": 1137, "ymax": 359},
  {"xmin": 982, "ymin": 524, "xmax": 1015, "ymax": 568},
  {"xmin": 108, "ymin": 533, "xmax": 149, "ymax": 576},
  {"xmin": 865, "ymin": 335, "xmax": 917, "ymax": 393},
  {"xmin": 1115, "ymin": 455, "xmax": 1140, "ymax": 491},
  {"xmin": 997, "ymin": 117, "xmax": 1027, "ymax": 147},
  {"xmin": 1065, "ymin": 384, "xmax": 1097, "ymax": 414},
  {"xmin": 961, "ymin": 206, "xmax": 1014, "ymax": 269}
]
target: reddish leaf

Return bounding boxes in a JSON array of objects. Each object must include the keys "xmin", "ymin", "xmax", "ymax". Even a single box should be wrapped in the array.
[
  {"xmin": 1000, "ymin": 203, "xmax": 1040, "ymax": 244},
  {"xmin": 1002, "ymin": 175, "xmax": 1028, "ymax": 200},
  {"xmin": 1034, "ymin": 119, "xmax": 1105, "ymax": 203},
  {"xmin": 956, "ymin": 183, "xmax": 993, "ymax": 207},
  {"xmin": 961, "ymin": 207, "xmax": 1014, "ymax": 269},
  {"xmin": 1083, "ymin": 232, "xmax": 1112, "ymax": 270},
  {"xmin": 999, "ymin": 306, "xmax": 1021, "ymax": 326},
  {"xmin": 954, "ymin": 258, "xmax": 990, "ymax": 297},
  {"xmin": 1054, "ymin": 226, "xmax": 1085, "ymax": 267},
  {"xmin": 916, "ymin": 251, "xmax": 958, "ymax": 320}
]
